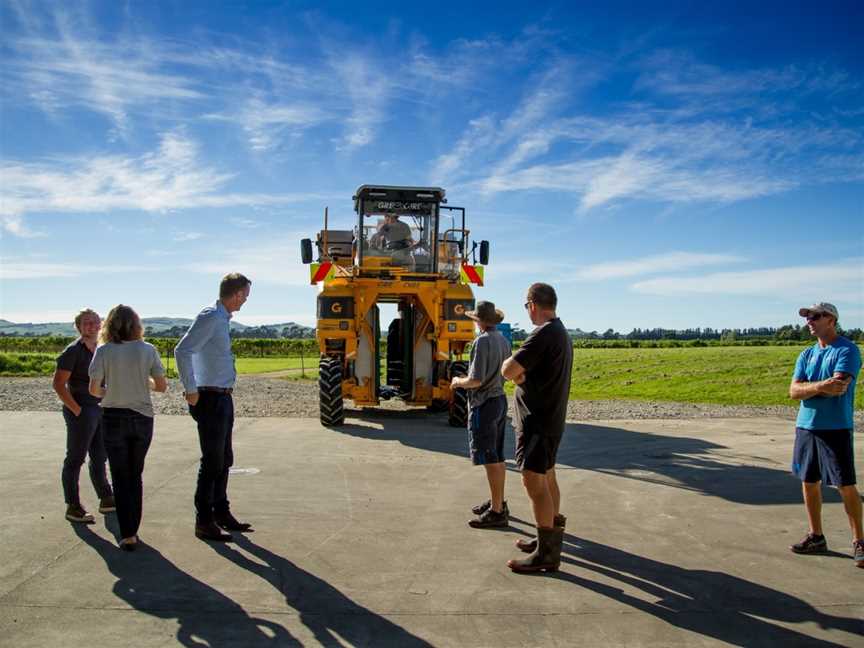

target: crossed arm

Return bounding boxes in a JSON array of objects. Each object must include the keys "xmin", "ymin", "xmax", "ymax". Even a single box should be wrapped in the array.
[
  {"xmin": 789, "ymin": 372, "xmax": 851, "ymax": 400},
  {"xmin": 501, "ymin": 357, "xmax": 526, "ymax": 385}
]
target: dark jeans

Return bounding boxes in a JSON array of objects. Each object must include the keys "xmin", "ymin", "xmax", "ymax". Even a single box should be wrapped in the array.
[
  {"xmin": 102, "ymin": 408, "xmax": 153, "ymax": 539},
  {"xmin": 189, "ymin": 392, "xmax": 234, "ymax": 524},
  {"xmin": 62, "ymin": 404, "xmax": 112, "ymax": 505}
]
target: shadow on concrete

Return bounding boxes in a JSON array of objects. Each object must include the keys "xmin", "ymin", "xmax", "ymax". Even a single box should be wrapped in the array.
[
  {"xmin": 550, "ymin": 533, "xmax": 863, "ymax": 647},
  {"xmin": 339, "ymin": 415, "xmax": 840, "ymax": 506},
  {"xmin": 558, "ymin": 423, "xmax": 843, "ymax": 506},
  {"xmin": 73, "ymin": 523, "xmax": 298, "ymax": 647},
  {"xmin": 209, "ymin": 534, "xmax": 432, "ymax": 648}
]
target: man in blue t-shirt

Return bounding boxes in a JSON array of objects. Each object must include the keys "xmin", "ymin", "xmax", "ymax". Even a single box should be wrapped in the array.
[{"xmin": 787, "ymin": 302, "xmax": 862, "ymax": 568}]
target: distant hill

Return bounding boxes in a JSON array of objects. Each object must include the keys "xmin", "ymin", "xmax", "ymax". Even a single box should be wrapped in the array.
[{"xmin": 0, "ymin": 318, "xmax": 315, "ymax": 339}]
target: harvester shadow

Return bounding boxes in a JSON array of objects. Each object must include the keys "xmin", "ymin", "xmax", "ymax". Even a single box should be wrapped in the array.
[
  {"xmin": 73, "ymin": 521, "xmax": 297, "ymax": 647},
  {"xmin": 339, "ymin": 415, "xmax": 835, "ymax": 506},
  {"xmin": 209, "ymin": 535, "xmax": 433, "ymax": 647},
  {"xmin": 550, "ymin": 533, "xmax": 862, "ymax": 647}
]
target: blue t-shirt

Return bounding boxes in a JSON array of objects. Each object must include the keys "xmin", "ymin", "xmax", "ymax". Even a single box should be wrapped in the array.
[{"xmin": 793, "ymin": 336, "xmax": 861, "ymax": 430}]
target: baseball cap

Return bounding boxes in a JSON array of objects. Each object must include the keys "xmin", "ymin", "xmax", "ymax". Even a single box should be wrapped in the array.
[{"xmin": 798, "ymin": 302, "xmax": 839, "ymax": 319}]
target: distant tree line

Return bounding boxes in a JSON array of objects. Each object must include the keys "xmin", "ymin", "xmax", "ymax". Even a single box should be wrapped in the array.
[
  {"xmin": 143, "ymin": 324, "xmax": 315, "ymax": 339},
  {"xmin": 589, "ymin": 325, "xmax": 862, "ymax": 342},
  {"xmin": 508, "ymin": 324, "xmax": 864, "ymax": 343}
]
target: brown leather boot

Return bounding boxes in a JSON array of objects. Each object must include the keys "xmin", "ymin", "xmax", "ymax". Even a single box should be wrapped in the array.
[
  {"xmin": 508, "ymin": 526, "xmax": 563, "ymax": 573},
  {"xmin": 515, "ymin": 514, "xmax": 566, "ymax": 553}
]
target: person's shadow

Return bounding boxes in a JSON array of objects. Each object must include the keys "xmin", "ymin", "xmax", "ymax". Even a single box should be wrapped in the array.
[
  {"xmin": 518, "ymin": 525, "xmax": 863, "ymax": 647},
  {"xmin": 209, "ymin": 534, "xmax": 432, "ymax": 647},
  {"xmin": 73, "ymin": 521, "xmax": 298, "ymax": 647},
  {"xmin": 338, "ymin": 415, "xmax": 844, "ymax": 506}
]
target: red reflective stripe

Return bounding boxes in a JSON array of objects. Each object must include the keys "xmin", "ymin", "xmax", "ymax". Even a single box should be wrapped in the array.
[
  {"xmin": 462, "ymin": 264, "xmax": 481, "ymax": 284},
  {"xmin": 312, "ymin": 262, "xmax": 332, "ymax": 283}
]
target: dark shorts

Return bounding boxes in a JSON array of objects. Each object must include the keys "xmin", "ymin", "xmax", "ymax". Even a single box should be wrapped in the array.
[
  {"xmin": 468, "ymin": 395, "xmax": 507, "ymax": 466},
  {"xmin": 515, "ymin": 427, "xmax": 562, "ymax": 474},
  {"xmin": 792, "ymin": 427, "xmax": 856, "ymax": 487}
]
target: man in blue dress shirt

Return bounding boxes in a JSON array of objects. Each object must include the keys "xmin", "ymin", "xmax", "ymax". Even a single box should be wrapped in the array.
[
  {"xmin": 787, "ymin": 302, "xmax": 862, "ymax": 568},
  {"xmin": 175, "ymin": 273, "xmax": 253, "ymax": 542}
]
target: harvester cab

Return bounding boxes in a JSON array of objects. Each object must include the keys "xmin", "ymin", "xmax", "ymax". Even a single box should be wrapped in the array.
[{"xmin": 300, "ymin": 185, "xmax": 490, "ymax": 427}]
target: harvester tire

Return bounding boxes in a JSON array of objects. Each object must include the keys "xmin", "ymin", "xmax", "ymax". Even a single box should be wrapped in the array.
[
  {"xmin": 319, "ymin": 356, "xmax": 345, "ymax": 427},
  {"xmin": 448, "ymin": 361, "xmax": 468, "ymax": 428}
]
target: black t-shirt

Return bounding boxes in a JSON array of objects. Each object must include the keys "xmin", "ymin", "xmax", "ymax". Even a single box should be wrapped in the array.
[
  {"xmin": 56, "ymin": 339, "xmax": 100, "ymax": 406},
  {"xmin": 512, "ymin": 318, "xmax": 572, "ymax": 436}
]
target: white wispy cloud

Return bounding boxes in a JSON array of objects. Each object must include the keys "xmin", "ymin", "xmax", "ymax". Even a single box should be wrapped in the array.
[
  {"xmin": 207, "ymin": 97, "xmax": 328, "ymax": 151},
  {"xmin": 631, "ymin": 259, "xmax": 864, "ymax": 299},
  {"xmin": 430, "ymin": 62, "xmax": 581, "ymax": 186},
  {"xmin": 3, "ymin": 7, "xmax": 377, "ymax": 151},
  {"xmin": 5, "ymin": 28, "xmax": 204, "ymax": 134},
  {"xmin": 575, "ymin": 252, "xmax": 745, "ymax": 281},
  {"xmin": 327, "ymin": 55, "xmax": 390, "ymax": 151},
  {"xmin": 0, "ymin": 261, "xmax": 147, "ymax": 280},
  {"xmin": 182, "ymin": 234, "xmax": 312, "ymax": 286},
  {"xmin": 439, "ymin": 47, "xmax": 862, "ymax": 211},
  {"xmin": 173, "ymin": 231, "xmax": 203, "ymax": 242},
  {"xmin": 0, "ymin": 213, "xmax": 45, "ymax": 238},
  {"xmin": 429, "ymin": 116, "xmax": 496, "ymax": 185},
  {"xmin": 636, "ymin": 50, "xmax": 858, "ymax": 99},
  {"xmin": 228, "ymin": 217, "xmax": 263, "ymax": 229},
  {"xmin": 0, "ymin": 132, "xmax": 328, "ymax": 228},
  {"xmin": 407, "ymin": 36, "xmax": 518, "ymax": 87}
]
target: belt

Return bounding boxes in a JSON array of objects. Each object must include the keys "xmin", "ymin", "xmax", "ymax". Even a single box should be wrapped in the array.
[{"xmin": 197, "ymin": 386, "xmax": 233, "ymax": 394}]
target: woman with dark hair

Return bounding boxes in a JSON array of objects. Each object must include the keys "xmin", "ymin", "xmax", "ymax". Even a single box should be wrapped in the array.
[{"xmin": 89, "ymin": 304, "xmax": 167, "ymax": 551}]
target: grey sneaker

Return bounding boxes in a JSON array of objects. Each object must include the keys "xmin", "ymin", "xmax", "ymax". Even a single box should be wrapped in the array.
[
  {"xmin": 853, "ymin": 540, "xmax": 864, "ymax": 568},
  {"xmin": 790, "ymin": 533, "xmax": 827, "ymax": 554},
  {"xmin": 99, "ymin": 496, "xmax": 116, "ymax": 514},
  {"xmin": 65, "ymin": 504, "xmax": 95, "ymax": 524},
  {"xmin": 471, "ymin": 499, "xmax": 509, "ymax": 516}
]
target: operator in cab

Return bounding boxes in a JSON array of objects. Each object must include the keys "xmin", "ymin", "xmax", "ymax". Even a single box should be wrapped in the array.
[{"xmin": 373, "ymin": 213, "xmax": 413, "ymax": 249}]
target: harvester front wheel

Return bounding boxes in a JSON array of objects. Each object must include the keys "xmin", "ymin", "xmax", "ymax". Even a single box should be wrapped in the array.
[
  {"xmin": 448, "ymin": 361, "xmax": 468, "ymax": 428},
  {"xmin": 319, "ymin": 356, "xmax": 345, "ymax": 427}
]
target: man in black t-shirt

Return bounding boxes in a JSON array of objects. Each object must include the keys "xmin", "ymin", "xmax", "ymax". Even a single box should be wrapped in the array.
[
  {"xmin": 53, "ymin": 309, "xmax": 114, "ymax": 523},
  {"xmin": 502, "ymin": 283, "xmax": 572, "ymax": 573}
]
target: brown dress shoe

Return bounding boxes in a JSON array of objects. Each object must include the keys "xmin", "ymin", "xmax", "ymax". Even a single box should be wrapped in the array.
[
  {"xmin": 195, "ymin": 522, "xmax": 232, "ymax": 542},
  {"xmin": 215, "ymin": 511, "xmax": 253, "ymax": 532}
]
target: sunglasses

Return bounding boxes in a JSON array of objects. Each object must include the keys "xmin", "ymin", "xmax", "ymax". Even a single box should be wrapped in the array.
[
  {"xmin": 805, "ymin": 313, "xmax": 826, "ymax": 322},
  {"xmin": 523, "ymin": 300, "xmax": 534, "ymax": 310}
]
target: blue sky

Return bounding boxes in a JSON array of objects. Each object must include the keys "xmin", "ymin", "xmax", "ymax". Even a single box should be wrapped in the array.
[{"xmin": 1, "ymin": 1, "xmax": 862, "ymax": 333}]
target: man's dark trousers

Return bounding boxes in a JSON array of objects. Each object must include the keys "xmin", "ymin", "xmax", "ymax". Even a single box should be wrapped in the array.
[
  {"xmin": 61, "ymin": 404, "xmax": 113, "ymax": 505},
  {"xmin": 190, "ymin": 391, "xmax": 234, "ymax": 523}
]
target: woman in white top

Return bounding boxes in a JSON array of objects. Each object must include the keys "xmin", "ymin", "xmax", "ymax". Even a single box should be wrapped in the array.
[{"xmin": 89, "ymin": 305, "xmax": 167, "ymax": 551}]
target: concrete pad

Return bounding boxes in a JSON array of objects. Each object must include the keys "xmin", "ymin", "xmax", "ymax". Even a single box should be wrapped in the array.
[{"xmin": 0, "ymin": 411, "xmax": 861, "ymax": 647}]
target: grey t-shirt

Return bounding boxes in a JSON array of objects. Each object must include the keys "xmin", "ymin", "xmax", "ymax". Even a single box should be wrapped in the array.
[
  {"xmin": 89, "ymin": 341, "xmax": 165, "ymax": 418},
  {"xmin": 466, "ymin": 329, "xmax": 512, "ymax": 412}
]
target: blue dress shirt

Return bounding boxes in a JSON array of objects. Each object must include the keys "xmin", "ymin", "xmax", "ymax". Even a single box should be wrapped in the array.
[{"xmin": 174, "ymin": 301, "xmax": 236, "ymax": 392}]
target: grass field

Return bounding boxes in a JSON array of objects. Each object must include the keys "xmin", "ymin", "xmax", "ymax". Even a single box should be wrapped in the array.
[
  {"xmin": 4, "ymin": 346, "xmax": 862, "ymax": 408},
  {"xmin": 233, "ymin": 356, "xmax": 316, "ymax": 377},
  {"xmin": 0, "ymin": 352, "xmax": 57, "ymax": 377},
  {"xmin": 563, "ymin": 346, "xmax": 862, "ymax": 408}
]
